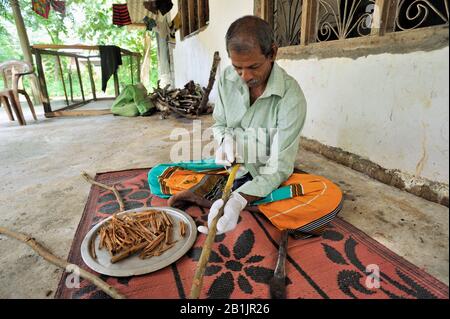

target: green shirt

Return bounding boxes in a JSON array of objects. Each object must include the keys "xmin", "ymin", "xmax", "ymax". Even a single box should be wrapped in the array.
[{"xmin": 211, "ymin": 62, "xmax": 307, "ymax": 198}]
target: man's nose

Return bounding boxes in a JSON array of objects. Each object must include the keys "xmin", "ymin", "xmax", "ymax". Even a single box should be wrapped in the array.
[{"xmin": 240, "ymin": 69, "xmax": 253, "ymax": 82}]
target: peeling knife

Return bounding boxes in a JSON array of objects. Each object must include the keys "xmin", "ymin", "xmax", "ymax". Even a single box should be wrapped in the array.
[{"xmin": 269, "ymin": 229, "xmax": 289, "ymax": 299}]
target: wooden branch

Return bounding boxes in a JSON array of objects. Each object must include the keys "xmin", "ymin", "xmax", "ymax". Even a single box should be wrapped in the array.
[
  {"xmin": 197, "ymin": 51, "xmax": 220, "ymax": 115},
  {"xmin": 190, "ymin": 164, "xmax": 241, "ymax": 299},
  {"xmin": 0, "ymin": 226, "xmax": 125, "ymax": 299},
  {"xmin": 371, "ymin": 0, "xmax": 398, "ymax": 36},
  {"xmin": 81, "ymin": 171, "xmax": 125, "ymax": 212},
  {"xmin": 300, "ymin": 0, "xmax": 319, "ymax": 46}
]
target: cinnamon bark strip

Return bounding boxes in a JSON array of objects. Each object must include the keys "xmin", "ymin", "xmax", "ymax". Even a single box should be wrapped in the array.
[
  {"xmin": 142, "ymin": 233, "xmax": 165, "ymax": 254},
  {"xmin": 164, "ymin": 226, "xmax": 172, "ymax": 245},
  {"xmin": 157, "ymin": 242, "xmax": 176, "ymax": 255},
  {"xmin": 161, "ymin": 212, "xmax": 172, "ymax": 227},
  {"xmin": 110, "ymin": 241, "xmax": 148, "ymax": 264},
  {"xmin": 90, "ymin": 235, "xmax": 97, "ymax": 260},
  {"xmin": 155, "ymin": 215, "xmax": 162, "ymax": 231},
  {"xmin": 179, "ymin": 221, "xmax": 186, "ymax": 237}
]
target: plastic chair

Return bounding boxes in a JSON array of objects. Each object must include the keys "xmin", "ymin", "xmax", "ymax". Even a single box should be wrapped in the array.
[{"xmin": 0, "ymin": 60, "xmax": 38, "ymax": 125}]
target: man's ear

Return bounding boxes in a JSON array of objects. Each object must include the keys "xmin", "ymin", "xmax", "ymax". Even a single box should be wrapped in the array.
[{"xmin": 270, "ymin": 44, "xmax": 278, "ymax": 61}]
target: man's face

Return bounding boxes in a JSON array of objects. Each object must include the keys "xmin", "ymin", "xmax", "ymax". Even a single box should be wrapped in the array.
[{"xmin": 229, "ymin": 45, "xmax": 276, "ymax": 90}]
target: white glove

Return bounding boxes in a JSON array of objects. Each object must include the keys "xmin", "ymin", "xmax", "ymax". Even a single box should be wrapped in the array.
[
  {"xmin": 215, "ymin": 134, "xmax": 235, "ymax": 167},
  {"xmin": 197, "ymin": 192, "xmax": 247, "ymax": 235}
]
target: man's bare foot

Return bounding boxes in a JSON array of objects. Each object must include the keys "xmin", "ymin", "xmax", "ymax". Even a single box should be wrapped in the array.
[{"xmin": 167, "ymin": 190, "xmax": 213, "ymax": 210}]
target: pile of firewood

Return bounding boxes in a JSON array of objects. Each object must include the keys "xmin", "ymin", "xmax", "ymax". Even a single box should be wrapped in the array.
[
  {"xmin": 150, "ymin": 51, "xmax": 221, "ymax": 119},
  {"xmin": 150, "ymin": 80, "xmax": 213, "ymax": 119}
]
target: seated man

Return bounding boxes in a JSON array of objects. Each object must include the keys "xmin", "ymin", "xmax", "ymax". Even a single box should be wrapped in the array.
[{"xmin": 148, "ymin": 16, "xmax": 342, "ymax": 237}]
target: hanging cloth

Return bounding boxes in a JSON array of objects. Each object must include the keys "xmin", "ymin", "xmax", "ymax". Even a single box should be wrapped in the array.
[
  {"xmin": 50, "ymin": 0, "xmax": 66, "ymax": 16},
  {"xmin": 143, "ymin": 0, "xmax": 173, "ymax": 16},
  {"xmin": 112, "ymin": 3, "xmax": 132, "ymax": 27},
  {"xmin": 143, "ymin": 16, "xmax": 157, "ymax": 31},
  {"xmin": 99, "ymin": 45, "xmax": 123, "ymax": 92},
  {"xmin": 126, "ymin": 0, "xmax": 152, "ymax": 23},
  {"xmin": 32, "ymin": 0, "xmax": 50, "ymax": 19},
  {"xmin": 168, "ymin": 12, "xmax": 181, "ymax": 41},
  {"xmin": 154, "ymin": 11, "xmax": 170, "ymax": 40}
]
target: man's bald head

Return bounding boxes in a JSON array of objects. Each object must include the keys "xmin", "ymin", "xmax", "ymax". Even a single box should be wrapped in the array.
[{"xmin": 226, "ymin": 15, "xmax": 275, "ymax": 57}]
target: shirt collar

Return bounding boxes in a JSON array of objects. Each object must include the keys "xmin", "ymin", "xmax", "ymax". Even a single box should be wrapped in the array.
[{"xmin": 226, "ymin": 62, "xmax": 285, "ymax": 98}]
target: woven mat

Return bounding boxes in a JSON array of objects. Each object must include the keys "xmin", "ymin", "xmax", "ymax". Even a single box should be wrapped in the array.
[{"xmin": 55, "ymin": 168, "xmax": 449, "ymax": 299}]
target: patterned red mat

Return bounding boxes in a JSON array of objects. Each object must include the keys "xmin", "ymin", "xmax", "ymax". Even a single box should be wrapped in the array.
[{"xmin": 55, "ymin": 168, "xmax": 449, "ymax": 299}]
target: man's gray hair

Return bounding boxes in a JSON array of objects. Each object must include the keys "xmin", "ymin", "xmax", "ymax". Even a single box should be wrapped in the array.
[{"xmin": 225, "ymin": 15, "xmax": 275, "ymax": 57}]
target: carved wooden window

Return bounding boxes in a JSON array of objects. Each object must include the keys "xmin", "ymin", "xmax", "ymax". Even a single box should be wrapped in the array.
[
  {"xmin": 262, "ymin": 0, "xmax": 449, "ymax": 47},
  {"xmin": 179, "ymin": 0, "xmax": 209, "ymax": 40}
]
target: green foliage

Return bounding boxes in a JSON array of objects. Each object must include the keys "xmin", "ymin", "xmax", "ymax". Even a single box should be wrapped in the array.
[{"xmin": 0, "ymin": 0, "xmax": 158, "ymax": 99}]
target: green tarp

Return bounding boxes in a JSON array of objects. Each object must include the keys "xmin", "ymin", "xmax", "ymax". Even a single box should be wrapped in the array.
[{"xmin": 111, "ymin": 84, "xmax": 155, "ymax": 117}]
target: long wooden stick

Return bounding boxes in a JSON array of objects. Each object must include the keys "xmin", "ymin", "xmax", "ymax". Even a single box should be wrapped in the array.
[
  {"xmin": 0, "ymin": 226, "xmax": 125, "ymax": 299},
  {"xmin": 81, "ymin": 171, "xmax": 125, "ymax": 212},
  {"xmin": 190, "ymin": 164, "xmax": 240, "ymax": 299},
  {"xmin": 197, "ymin": 51, "xmax": 221, "ymax": 115}
]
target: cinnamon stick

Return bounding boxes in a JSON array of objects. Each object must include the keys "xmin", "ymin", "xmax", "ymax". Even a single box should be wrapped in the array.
[{"xmin": 110, "ymin": 241, "xmax": 148, "ymax": 264}]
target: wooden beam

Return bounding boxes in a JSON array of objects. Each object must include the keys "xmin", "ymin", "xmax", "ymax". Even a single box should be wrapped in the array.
[
  {"xmin": 56, "ymin": 55, "xmax": 69, "ymax": 106},
  {"xmin": 188, "ymin": 0, "xmax": 196, "ymax": 34},
  {"xmin": 45, "ymin": 109, "xmax": 112, "ymax": 118},
  {"xmin": 48, "ymin": 100, "xmax": 91, "ymax": 112},
  {"xmin": 371, "ymin": 0, "xmax": 398, "ymax": 36},
  {"xmin": 68, "ymin": 70, "xmax": 74, "ymax": 102},
  {"xmin": 75, "ymin": 58, "xmax": 85, "ymax": 102},
  {"xmin": 129, "ymin": 55, "xmax": 134, "ymax": 85},
  {"xmin": 31, "ymin": 44, "xmax": 141, "ymax": 58},
  {"xmin": 113, "ymin": 71, "xmax": 120, "ymax": 97},
  {"xmin": 34, "ymin": 51, "xmax": 51, "ymax": 113},
  {"xmin": 31, "ymin": 48, "xmax": 89, "ymax": 59},
  {"xmin": 263, "ymin": 0, "xmax": 275, "ymax": 28},
  {"xmin": 198, "ymin": 0, "xmax": 206, "ymax": 28},
  {"xmin": 136, "ymin": 56, "xmax": 141, "ymax": 84},
  {"xmin": 87, "ymin": 58, "xmax": 97, "ymax": 101},
  {"xmin": 300, "ymin": 0, "xmax": 319, "ymax": 46},
  {"xmin": 204, "ymin": 0, "xmax": 209, "ymax": 25},
  {"xmin": 180, "ymin": 0, "xmax": 190, "ymax": 39}
]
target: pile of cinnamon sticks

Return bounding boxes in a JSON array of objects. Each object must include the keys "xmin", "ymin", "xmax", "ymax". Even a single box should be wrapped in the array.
[
  {"xmin": 150, "ymin": 80, "xmax": 213, "ymax": 119},
  {"xmin": 94, "ymin": 210, "xmax": 187, "ymax": 263}
]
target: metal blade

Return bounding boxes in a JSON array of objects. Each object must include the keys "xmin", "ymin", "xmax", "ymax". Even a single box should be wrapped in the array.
[{"xmin": 269, "ymin": 230, "xmax": 289, "ymax": 299}]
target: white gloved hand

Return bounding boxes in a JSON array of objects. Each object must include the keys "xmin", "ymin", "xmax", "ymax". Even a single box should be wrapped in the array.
[
  {"xmin": 197, "ymin": 192, "xmax": 247, "ymax": 235},
  {"xmin": 215, "ymin": 134, "xmax": 235, "ymax": 167}
]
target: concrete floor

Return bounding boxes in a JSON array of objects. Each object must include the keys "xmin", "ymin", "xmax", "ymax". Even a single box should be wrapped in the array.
[{"xmin": 0, "ymin": 102, "xmax": 448, "ymax": 298}]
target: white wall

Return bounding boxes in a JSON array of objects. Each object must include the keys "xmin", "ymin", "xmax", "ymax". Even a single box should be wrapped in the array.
[
  {"xmin": 278, "ymin": 48, "xmax": 449, "ymax": 183},
  {"xmin": 171, "ymin": 0, "xmax": 254, "ymax": 100},
  {"xmin": 170, "ymin": 4, "xmax": 449, "ymax": 184}
]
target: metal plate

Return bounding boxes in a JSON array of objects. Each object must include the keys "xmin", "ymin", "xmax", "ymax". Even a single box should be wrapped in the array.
[{"xmin": 80, "ymin": 206, "xmax": 197, "ymax": 277}]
